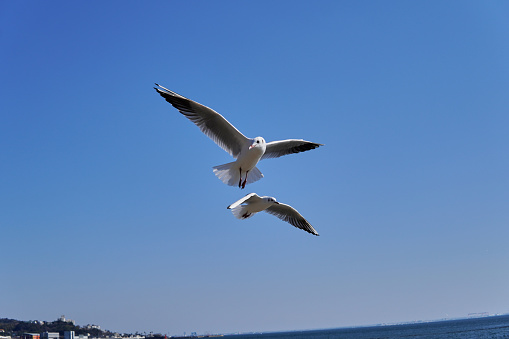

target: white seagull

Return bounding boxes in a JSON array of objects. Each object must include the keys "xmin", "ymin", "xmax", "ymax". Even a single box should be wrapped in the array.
[
  {"xmin": 227, "ymin": 193, "xmax": 319, "ymax": 236},
  {"xmin": 154, "ymin": 84, "xmax": 323, "ymax": 188}
]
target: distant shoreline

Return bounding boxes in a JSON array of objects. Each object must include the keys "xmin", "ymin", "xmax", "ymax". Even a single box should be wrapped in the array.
[{"xmin": 2, "ymin": 313, "xmax": 508, "ymax": 339}]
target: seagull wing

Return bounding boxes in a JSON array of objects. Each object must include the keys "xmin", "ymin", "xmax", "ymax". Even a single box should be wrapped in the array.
[
  {"xmin": 265, "ymin": 203, "xmax": 319, "ymax": 236},
  {"xmin": 227, "ymin": 193, "xmax": 261, "ymax": 209},
  {"xmin": 261, "ymin": 139, "xmax": 323, "ymax": 160},
  {"xmin": 155, "ymin": 84, "xmax": 248, "ymax": 158}
]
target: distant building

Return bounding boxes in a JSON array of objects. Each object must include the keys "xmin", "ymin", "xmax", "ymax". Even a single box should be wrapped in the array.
[
  {"xmin": 42, "ymin": 333, "xmax": 59, "ymax": 339},
  {"xmin": 59, "ymin": 316, "xmax": 75, "ymax": 326},
  {"xmin": 22, "ymin": 334, "xmax": 40, "ymax": 339},
  {"xmin": 84, "ymin": 325, "xmax": 100, "ymax": 331},
  {"xmin": 64, "ymin": 331, "xmax": 74, "ymax": 339}
]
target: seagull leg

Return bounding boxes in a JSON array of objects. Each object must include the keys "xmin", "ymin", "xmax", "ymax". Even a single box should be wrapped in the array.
[
  {"xmin": 238, "ymin": 168, "xmax": 242, "ymax": 188},
  {"xmin": 241, "ymin": 170, "xmax": 249, "ymax": 189}
]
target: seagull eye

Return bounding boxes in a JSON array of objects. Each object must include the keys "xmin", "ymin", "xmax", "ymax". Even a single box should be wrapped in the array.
[{"xmin": 256, "ymin": 140, "xmax": 259, "ymax": 143}]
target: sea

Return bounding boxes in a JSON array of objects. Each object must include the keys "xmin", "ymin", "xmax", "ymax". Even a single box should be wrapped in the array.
[{"xmin": 219, "ymin": 314, "xmax": 509, "ymax": 339}]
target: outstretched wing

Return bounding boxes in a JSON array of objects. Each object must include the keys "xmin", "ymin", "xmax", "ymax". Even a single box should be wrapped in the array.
[
  {"xmin": 154, "ymin": 84, "xmax": 248, "ymax": 158},
  {"xmin": 227, "ymin": 193, "xmax": 261, "ymax": 210},
  {"xmin": 265, "ymin": 203, "xmax": 319, "ymax": 236},
  {"xmin": 261, "ymin": 139, "xmax": 323, "ymax": 160}
]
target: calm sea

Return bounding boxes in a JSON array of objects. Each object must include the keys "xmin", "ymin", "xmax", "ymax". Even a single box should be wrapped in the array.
[{"xmin": 220, "ymin": 314, "xmax": 509, "ymax": 339}]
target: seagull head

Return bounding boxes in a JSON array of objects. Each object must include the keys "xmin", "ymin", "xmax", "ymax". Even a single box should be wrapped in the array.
[{"xmin": 249, "ymin": 137, "xmax": 266, "ymax": 150}]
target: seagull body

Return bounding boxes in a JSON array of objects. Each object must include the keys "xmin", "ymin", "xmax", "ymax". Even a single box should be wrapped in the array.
[
  {"xmin": 227, "ymin": 193, "xmax": 319, "ymax": 236},
  {"xmin": 212, "ymin": 136, "xmax": 266, "ymax": 188},
  {"xmin": 154, "ymin": 84, "xmax": 323, "ymax": 188}
]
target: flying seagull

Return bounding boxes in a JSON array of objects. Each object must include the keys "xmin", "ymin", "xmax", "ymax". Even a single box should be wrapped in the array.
[
  {"xmin": 227, "ymin": 193, "xmax": 319, "ymax": 236},
  {"xmin": 154, "ymin": 84, "xmax": 323, "ymax": 188}
]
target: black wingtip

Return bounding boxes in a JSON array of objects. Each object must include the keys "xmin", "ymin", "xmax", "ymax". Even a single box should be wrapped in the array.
[{"xmin": 155, "ymin": 83, "xmax": 160, "ymax": 86}]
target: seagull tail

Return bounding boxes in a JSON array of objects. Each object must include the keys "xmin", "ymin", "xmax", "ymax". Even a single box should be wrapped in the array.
[
  {"xmin": 212, "ymin": 163, "xmax": 263, "ymax": 187},
  {"xmin": 245, "ymin": 166, "xmax": 263, "ymax": 185},
  {"xmin": 229, "ymin": 205, "xmax": 255, "ymax": 220},
  {"xmin": 212, "ymin": 162, "xmax": 239, "ymax": 186}
]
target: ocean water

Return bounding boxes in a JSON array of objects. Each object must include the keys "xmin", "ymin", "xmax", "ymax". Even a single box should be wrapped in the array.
[{"xmin": 220, "ymin": 314, "xmax": 509, "ymax": 339}]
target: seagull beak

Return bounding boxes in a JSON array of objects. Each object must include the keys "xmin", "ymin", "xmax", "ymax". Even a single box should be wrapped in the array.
[
  {"xmin": 249, "ymin": 144, "xmax": 255, "ymax": 149},
  {"xmin": 274, "ymin": 201, "xmax": 280, "ymax": 204}
]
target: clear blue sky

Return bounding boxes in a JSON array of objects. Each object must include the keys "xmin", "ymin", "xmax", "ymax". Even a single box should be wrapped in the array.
[{"xmin": 2, "ymin": 1, "xmax": 509, "ymax": 336}]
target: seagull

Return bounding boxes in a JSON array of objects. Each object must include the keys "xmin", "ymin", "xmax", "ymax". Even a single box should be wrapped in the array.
[
  {"xmin": 154, "ymin": 84, "xmax": 323, "ymax": 188},
  {"xmin": 227, "ymin": 193, "xmax": 319, "ymax": 236}
]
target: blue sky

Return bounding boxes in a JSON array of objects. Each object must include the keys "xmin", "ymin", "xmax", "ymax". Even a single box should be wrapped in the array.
[{"xmin": 2, "ymin": 0, "xmax": 509, "ymax": 336}]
